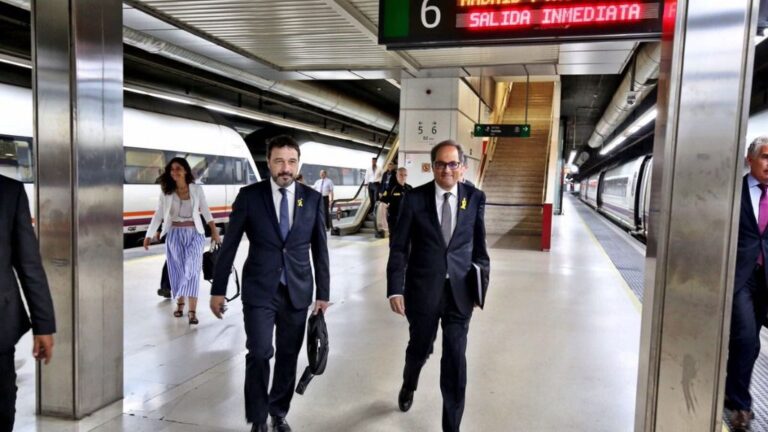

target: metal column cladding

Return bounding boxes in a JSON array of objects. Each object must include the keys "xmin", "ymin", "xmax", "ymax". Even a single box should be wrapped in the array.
[
  {"xmin": 32, "ymin": 0, "xmax": 124, "ymax": 418},
  {"xmin": 634, "ymin": 0, "xmax": 757, "ymax": 430}
]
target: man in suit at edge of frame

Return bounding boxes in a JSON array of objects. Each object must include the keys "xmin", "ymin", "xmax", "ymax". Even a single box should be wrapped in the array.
[
  {"xmin": 210, "ymin": 135, "xmax": 330, "ymax": 432},
  {"xmin": 386, "ymin": 140, "xmax": 490, "ymax": 432},
  {"xmin": 726, "ymin": 135, "xmax": 768, "ymax": 432},
  {"xmin": 0, "ymin": 174, "xmax": 55, "ymax": 432}
]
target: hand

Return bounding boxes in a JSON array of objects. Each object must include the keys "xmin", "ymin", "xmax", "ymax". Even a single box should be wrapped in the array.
[
  {"xmin": 313, "ymin": 300, "xmax": 330, "ymax": 315},
  {"xmin": 143, "ymin": 237, "xmax": 151, "ymax": 250},
  {"xmin": 389, "ymin": 296, "xmax": 405, "ymax": 316},
  {"xmin": 210, "ymin": 295, "xmax": 227, "ymax": 319},
  {"xmin": 212, "ymin": 232, "xmax": 222, "ymax": 245},
  {"xmin": 33, "ymin": 335, "xmax": 53, "ymax": 364}
]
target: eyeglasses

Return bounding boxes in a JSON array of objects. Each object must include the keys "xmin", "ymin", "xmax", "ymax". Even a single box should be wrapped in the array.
[{"xmin": 432, "ymin": 161, "xmax": 461, "ymax": 171}]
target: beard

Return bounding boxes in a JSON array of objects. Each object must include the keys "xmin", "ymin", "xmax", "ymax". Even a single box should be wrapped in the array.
[{"xmin": 272, "ymin": 171, "xmax": 294, "ymax": 187}]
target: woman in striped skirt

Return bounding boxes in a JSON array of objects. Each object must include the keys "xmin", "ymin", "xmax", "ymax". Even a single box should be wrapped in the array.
[{"xmin": 144, "ymin": 157, "xmax": 221, "ymax": 324}]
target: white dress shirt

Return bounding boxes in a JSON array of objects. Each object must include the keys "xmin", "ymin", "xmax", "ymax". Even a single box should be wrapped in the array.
[
  {"xmin": 365, "ymin": 167, "xmax": 377, "ymax": 184},
  {"xmin": 748, "ymin": 174, "xmax": 766, "ymax": 223},
  {"xmin": 270, "ymin": 177, "xmax": 295, "ymax": 229},
  {"xmin": 313, "ymin": 177, "xmax": 334, "ymax": 197},
  {"xmin": 435, "ymin": 182, "xmax": 458, "ymax": 238}
]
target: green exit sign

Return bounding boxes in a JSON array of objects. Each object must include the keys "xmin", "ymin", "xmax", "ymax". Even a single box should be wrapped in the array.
[{"xmin": 474, "ymin": 124, "xmax": 531, "ymax": 138}]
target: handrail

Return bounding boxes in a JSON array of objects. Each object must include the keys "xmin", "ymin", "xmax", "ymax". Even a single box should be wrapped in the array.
[{"xmin": 478, "ymin": 82, "xmax": 513, "ymax": 188}]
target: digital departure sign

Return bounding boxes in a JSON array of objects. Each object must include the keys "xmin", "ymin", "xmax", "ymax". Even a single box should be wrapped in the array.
[{"xmin": 379, "ymin": 0, "xmax": 665, "ymax": 49}]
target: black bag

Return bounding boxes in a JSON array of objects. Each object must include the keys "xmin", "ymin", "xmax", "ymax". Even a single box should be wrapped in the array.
[
  {"xmin": 203, "ymin": 242, "xmax": 240, "ymax": 302},
  {"xmin": 295, "ymin": 311, "xmax": 329, "ymax": 395},
  {"xmin": 157, "ymin": 262, "xmax": 172, "ymax": 298}
]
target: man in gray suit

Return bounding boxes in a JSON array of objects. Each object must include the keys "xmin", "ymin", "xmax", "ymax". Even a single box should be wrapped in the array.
[{"xmin": 0, "ymin": 174, "xmax": 56, "ymax": 431}]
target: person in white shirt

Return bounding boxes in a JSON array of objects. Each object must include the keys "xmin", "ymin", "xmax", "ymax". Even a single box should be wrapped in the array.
[{"xmin": 313, "ymin": 170, "xmax": 334, "ymax": 230}]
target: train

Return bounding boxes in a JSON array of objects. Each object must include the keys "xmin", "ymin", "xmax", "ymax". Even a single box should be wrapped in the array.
[
  {"xmin": 577, "ymin": 106, "xmax": 768, "ymax": 239},
  {"xmin": 579, "ymin": 155, "xmax": 652, "ymax": 239},
  {"xmin": 0, "ymin": 82, "xmax": 260, "ymax": 240}
]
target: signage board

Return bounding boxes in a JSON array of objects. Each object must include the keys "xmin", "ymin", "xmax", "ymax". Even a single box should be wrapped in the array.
[
  {"xmin": 380, "ymin": 0, "xmax": 666, "ymax": 49},
  {"xmin": 474, "ymin": 123, "xmax": 531, "ymax": 137}
]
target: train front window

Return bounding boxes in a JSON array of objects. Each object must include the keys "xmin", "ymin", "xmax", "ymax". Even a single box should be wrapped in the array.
[
  {"xmin": 124, "ymin": 148, "xmax": 165, "ymax": 184},
  {"xmin": 0, "ymin": 136, "xmax": 34, "ymax": 183}
]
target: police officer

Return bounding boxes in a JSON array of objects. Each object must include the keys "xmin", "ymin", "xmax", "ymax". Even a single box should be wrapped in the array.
[{"xmin": 380, "ymin": 167, "xmax": 412, "ymax": 235}]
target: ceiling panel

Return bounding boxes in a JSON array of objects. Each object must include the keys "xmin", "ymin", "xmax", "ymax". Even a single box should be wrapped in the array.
[
  {"xmin": 558, "ymin": 50, "xmax": 632, "ymax": 65},
  {"xmin": 557, "ymin": 64, "xmax": 624, "ymax": 75},
  {"xmin": 137, "ymin": 0, "xmax": 402, "ymax": 69},
  {"xmin": 409, "ymin": 45, "xmax": 559, "ymax": 68}
]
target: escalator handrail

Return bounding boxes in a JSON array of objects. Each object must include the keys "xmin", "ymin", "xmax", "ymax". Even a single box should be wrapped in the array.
[{"xmin": 330, "ymin": 120, "xmax": 399, "ymax": 212}]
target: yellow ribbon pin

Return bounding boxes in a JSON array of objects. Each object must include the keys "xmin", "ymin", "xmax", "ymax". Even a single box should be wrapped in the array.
[
  {"xmin": 297, "ymin": 198, "xmax": 304, "ymax": 208},
  {"xmin": 460, "ymin": 197, "xmax": 467, "ymax": 210}
]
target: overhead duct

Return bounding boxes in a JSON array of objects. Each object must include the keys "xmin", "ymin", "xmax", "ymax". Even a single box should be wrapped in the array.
[
  {"xmin": 0, "ymin": 0, "xmax": 397, "ymax": 131},
  {"xmin": 122, "ymin": 28, "xmax": 397, "ymax": 131},
  {"xmin": 587, "ymin": 43, "xmax": 661, "ymax": 148}
]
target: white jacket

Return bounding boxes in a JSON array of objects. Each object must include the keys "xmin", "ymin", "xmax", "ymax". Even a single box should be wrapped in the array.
[{"xmin": 145, "ymin": 183, "xmax": 214, "ymax": 238}]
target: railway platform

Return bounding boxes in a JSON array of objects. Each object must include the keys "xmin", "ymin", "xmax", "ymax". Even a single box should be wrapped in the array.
[{"xmin": 13, "ymin": 195, "xmax": 640, "ymax": 432}]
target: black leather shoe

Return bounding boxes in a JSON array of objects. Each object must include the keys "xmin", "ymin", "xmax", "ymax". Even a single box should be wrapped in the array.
[
  {"xmin": 250, "ymin": 423, "xmax": 268, "ymax": 432},
  {"xmin": 398, "ymin": 385, "xmax": 414, "ymax": 412},
  {"xmin": 271, "ymin": 416, "xmax": 292, "ymax": 432}
]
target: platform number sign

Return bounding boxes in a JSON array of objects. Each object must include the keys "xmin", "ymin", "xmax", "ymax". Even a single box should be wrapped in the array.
[{"xmin": 379, "ymin": 0, "xmax": 666, "ymax": 50}]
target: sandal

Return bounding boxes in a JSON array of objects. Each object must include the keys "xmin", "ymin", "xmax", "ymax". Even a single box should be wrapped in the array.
[
  {"xmin": 188, "ymin": 311, "xmax": 199, "ymax": 325},
  {"xmin": 173, "ymin": 302, "xmax": 184, "ymax": 318}
]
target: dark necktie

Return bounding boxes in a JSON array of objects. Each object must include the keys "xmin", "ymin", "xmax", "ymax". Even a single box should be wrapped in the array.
[
  {"xmin": 759, "ymin": 184, "xmax": 768, "ymax": 265},
  {"xmin": 279, "ymin": 188, "xmax": 289, "ymax": 284},
  {"xmin": 441, "ymin": 192, "xmax": 452, "ymax": 245}
]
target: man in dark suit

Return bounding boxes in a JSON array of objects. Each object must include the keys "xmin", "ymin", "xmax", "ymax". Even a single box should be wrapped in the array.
[
  {"xmin": 211, "ymin": 136, "xmax": 330, "ymax": 432},
  {"xmin": 378, "ymin": 161, "xmax": 397, "ymax": 198},
  {"xmin": 0, "ymin": 175, "xmax": 56, "ymax": 431},
  {"xmin": 726, "ymin": 136, "xmax": 768, "ymax": 431},
  {"xmin": 387, "ymin": 140, "xmax": 490, "ymax": 432}
]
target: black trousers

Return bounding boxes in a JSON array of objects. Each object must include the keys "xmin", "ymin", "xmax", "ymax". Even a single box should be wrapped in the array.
[
  {"xmin": 368, "ymin": 184, "xmax": 378, "ymax": 214},
  {"xmin": 403, "ymin": 281, "xmax": 472, "ymax": 432},
  {"xmin": 322, "ymin": 196, "xmax": 332, "ymax": 229},
  {"xmin": 726, "ymin": 266, "xmax": 768, "ymax": 410},
  {"xmin": 0, "ymin": 348, "xmax": 16, "ymax": 432},
  {"xmin": 243, "ymin": 284, "xmax": 308, "ymax": 424}
]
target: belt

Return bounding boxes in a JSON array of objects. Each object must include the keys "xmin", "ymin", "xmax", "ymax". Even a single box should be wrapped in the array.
[{"xmin": 172, "ymin": 221, "xmax": 196, "ymax": 227}]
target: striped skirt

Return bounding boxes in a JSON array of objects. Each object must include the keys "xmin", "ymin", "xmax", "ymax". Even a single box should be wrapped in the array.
[{"xmin": 166, "ymin": 227, "xmax": 206, "ymax": 299}]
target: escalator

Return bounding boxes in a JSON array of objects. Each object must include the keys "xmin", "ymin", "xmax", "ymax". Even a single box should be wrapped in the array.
[{"xmin": 330, "ymin": 126, "xmax": 399, "ymax": 236}]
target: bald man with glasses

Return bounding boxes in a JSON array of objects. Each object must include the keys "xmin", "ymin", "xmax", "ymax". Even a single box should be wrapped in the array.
[{"xmin": 386, "ymin": 140, "xmax": 490, "ymax": 432}]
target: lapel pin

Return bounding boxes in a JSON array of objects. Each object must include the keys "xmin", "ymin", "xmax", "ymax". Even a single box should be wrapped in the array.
[
  {"xmin": 297, "ymin": 198, "xmax": 304, "ymax": 208},
  {"xmin": 460, "ymin": 197, "xmax": 467, "ymax": 210}
]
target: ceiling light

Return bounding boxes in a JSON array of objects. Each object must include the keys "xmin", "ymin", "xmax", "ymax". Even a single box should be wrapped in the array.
[
  {"xmin": 599, "ymin": 136, "xmax": 626, "ymax": 156},
  {"xmin": 0, "ymin": 56, "xmax": 32, "ymax": 69},
  {"xmin": 567, "ymin": 150, "xmax": 576, "ymax": 166}
]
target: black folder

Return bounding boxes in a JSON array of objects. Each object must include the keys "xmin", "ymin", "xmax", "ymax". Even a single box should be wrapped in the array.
[{"xmin": 469, "ymin": 262, "xmax": 489, "ymax": 309}]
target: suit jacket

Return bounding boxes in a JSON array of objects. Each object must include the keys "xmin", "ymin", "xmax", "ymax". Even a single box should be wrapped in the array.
[
  {"xmin": 736, "ymin": 175, "xmax": 768, "ymax": 292},
  {"xmin": 211, "ymin": 179, "xmax": 330, "ymax": 309},
  {"xmin": 387, "ymin": 181, "xmax": 490, "ymax": 316},
  {"xmin": 146, "ymin": 183, "xmax": 214, "ymax": 239},
  {"xmin": 0, "ymin": 175, "xmax": 56, "ymax": 352}
]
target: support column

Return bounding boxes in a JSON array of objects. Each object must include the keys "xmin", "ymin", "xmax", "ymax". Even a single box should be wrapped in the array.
[
  {"xmin": 32, "ymin": 0, "xmax": 124, "ymax": 418},
  {"xmin": 399, "ymin": 78, "xmax": 488, "ymax": 186},
  {"xmin": 635, "ymin": 0, "xmax": 757, "ymax": 430}
]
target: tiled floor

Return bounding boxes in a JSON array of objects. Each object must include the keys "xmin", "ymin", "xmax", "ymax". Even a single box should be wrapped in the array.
[{"xmin": 13, "ymin": 196, "xmax": 641, "ymax": 431}]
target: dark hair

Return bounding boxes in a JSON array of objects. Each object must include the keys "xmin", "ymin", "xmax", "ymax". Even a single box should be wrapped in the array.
[
  {"xmin": 267, "ymin": 135, "xmax": 301, "ymax": 160},
  {"xmin": 430, "ymin": 140, "xmax": 464, "ymax": 163},
  {"xmin": 295, "ymin": 174, "xmax": 304, "ymax": 183},
  {"xmin": 160, "ymin": 157, "xmax": 195, "ymax": 195}
]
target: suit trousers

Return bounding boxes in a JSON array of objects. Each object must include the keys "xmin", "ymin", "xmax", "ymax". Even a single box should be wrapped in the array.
[
  {"xmin": 368, "ymin": 184, "xmax": 378, "ymax": 214},
  {"xmin": 243, "ymin": 284, "xmax": 308, "ymax": 424},
  {"xmin": 0, "ymin": 348, "xmax": 16, "ymax": 432},
  {"xmin": 403, "ymin": 281, "xmax": 472, "ymax": 432},
  {"xmin": 322, "ymin": 196, "xmax": 332, "ymax": 230},
  {"xmin": 726, "ymin": 265, "xmax": 768, "ymax": 411}
]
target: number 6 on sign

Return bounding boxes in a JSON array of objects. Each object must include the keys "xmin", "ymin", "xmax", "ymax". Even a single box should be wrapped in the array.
[{"xmin": 421, "ymin": 0, "xmax": 441, "ymax": 29}]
